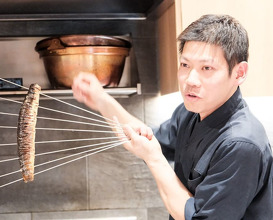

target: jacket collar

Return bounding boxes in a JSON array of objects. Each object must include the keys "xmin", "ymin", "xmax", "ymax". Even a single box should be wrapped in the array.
[{"xmin": 200, "ymin": 87, "xmax": 246, "ymax": 128}]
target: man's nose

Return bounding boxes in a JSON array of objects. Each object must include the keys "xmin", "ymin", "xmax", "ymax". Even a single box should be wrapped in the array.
[{"xmin": 185, "ymin": 69, "xmax": 201, "ymax": 87}]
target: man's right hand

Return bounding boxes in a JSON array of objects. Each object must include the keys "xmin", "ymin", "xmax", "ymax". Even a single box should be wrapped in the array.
[{"xmin": 72, "ymin": 72, "xmax": 109, "ymax": 112}]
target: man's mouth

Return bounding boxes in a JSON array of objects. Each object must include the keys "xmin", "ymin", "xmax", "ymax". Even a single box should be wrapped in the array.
[
  {"xmin": 188, "ymin": 93, "xmax": 197, "ymax": 97},
  {"xmin": 184, "ymin": 92, "xmax": 200, "ymax": 101}
]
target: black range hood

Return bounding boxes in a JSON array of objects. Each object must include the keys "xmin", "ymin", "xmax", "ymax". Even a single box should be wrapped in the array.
[{"xmin": 0, "ymin": 0, "xmax": 164, "ymax": 20}]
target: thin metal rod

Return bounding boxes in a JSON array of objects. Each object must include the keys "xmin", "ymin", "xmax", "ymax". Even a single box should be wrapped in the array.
[
  {"xmin": 0, "ymin": 157, "xmax": 17, "ymax": 163},
  {"xmin": 0, "ymin": 140, "xmax": 127, "ymax": 188},
  {"xmin": 0, "ymin": 136, "xmax": 120, "ymax": 147},
  {"xmin": 0, "ymin": 112, "xmax": 18, "ymax": 117},
  {"xmin": 0, "ymin": 140, "xmax": 124, "ymax": 178},
  {"xmin": 0, "ymin": 77, "xmax": 117, "ymax": 125},
  {"xmin": 0, "ymin": 97, "xmax": 116, "ymax": 127},
  {"xmin": 35, "ymin": 127, "xmax": 123, "ymax": 134},
  {"xmin": 0, "ymin": 138, "xmax": 126, "ymax": 163},
  {"xmin": 0, "ymin": 96, "xmax": 21, "ymax": 104},
  {"xmin": 0, "ymin": 112, "xmax": 119, "ymax": 130},
  {"xmin": 0, "ymin": 169, "xmax": 20, "ymax": 178},
  {"xmin": 0, "ymin": 143, "xmax": 16, "ymax": 147},
  {"xmin": 35, "ymin": 141, "xmax": 123, "ymax": 169},
  {"xmin": 41, "ymin": 92, "xmax": 117, "ymax": 125},
  {"xmin": 37, "ymin": 115, "xmax": 120, "ymax": 130},
  {"xmin": 0, "ymin": 78, "xmax": 28, "ymax": 90},
  {"xmin": 37, "ymin": 136, "xmax": 121, "ymax": 144},
  {"xmin": 34, "ymin": 140, "xmax": 127, "ymax": 177},
  {"xmin": 0, "ymin": 177, "xmax": 23, "ymax": 188},
  {"xmin": 36, "ymin": 139, "xmax": 122, "ymax": 157},
  {"xmin": 0, "ymin": 144, "xmax": 114, "ymax": 178},
  {"xmin": 38, "ymin": 105, "xmax": 116, "ymax": 126},
  {"xmin": 0, "ymin": 125, "xmax": 123, "ymax": 135},
  {"xmin": 0, "ymin": 126, "xmax": 16, "ymax": 129}
]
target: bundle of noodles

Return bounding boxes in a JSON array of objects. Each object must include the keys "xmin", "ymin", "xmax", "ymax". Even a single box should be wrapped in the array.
[{"xmin": 17, "ymin": 83, "xmax": 41, "ymax": 183}]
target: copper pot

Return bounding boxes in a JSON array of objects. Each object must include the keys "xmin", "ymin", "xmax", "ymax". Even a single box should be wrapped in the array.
[{"xmin": 35, "ymin": 35, "xmax": 131, "ymax": 88}]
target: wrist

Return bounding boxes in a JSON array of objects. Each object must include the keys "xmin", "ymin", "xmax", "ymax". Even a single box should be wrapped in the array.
[
  {"xmin": 96, "ymin": 92, "xmax": 112, "ymax": 112},
  {"xmin": 145, "ymin": 152, "xmax": 168, "ymax": 169}
]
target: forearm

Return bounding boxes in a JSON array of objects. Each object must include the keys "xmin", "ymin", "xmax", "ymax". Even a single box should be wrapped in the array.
[
  {"xmin": 72, "ymin": 72, "xmax": 144, "ymax": 127},
  {"xmin": 120, "ymin": 124, "xmax": 191, "ymax": 219},
  {"xmin": 96, "ymin": 93, "xmax": 144, "ymax": 127},
  {"xmin": 146, "ymin": 154, "xmax": 192, "ymax": 220}
]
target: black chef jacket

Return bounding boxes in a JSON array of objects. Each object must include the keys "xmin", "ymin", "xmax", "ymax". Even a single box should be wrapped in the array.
[{"xmin": 154, "ymin": 88, "xmax": 273, "ymax": 220}]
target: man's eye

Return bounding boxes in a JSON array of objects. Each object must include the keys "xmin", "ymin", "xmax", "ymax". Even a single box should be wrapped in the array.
[
  {"xmin": 202, "ymin": 66, "xmax": 212, "ymax": 71},
  {"xmin": 181, "ymin": 63, "xmax": 189, "ymax": 68}
]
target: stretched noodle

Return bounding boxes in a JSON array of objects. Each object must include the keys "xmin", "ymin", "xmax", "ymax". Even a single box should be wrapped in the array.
[{"xmin": 17, "ymin": 84, "xmax": 41, "ymax": 182}]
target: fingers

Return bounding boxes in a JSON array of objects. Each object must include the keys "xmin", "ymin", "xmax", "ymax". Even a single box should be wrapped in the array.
[
  {"xmin": 135, "ymin": 126, "xmax": 153, "ymax": 141},
  {"xmin": 72, "ymin": 72, "xmax": 98, "ymax": 89},
  {"xmin": 123, "ymin": 124, "xmax": 139, "ymax": 141},
  {"xmin": 72, "ymin": 72, "xmax": 89, "ymax": 99},
  {"xmin": 112, "ymin": 117, "xmax": 138, "ymax": 142},
  {"xmin": 138, "ymin": 126, "xmax": 153, "ymax": 141},
  {"xmin": 113, "ymin": 117, "xmax": 162, "ymax": 161},
  {"xmin": 113, "ymin": 116, "xmax": 126, "ymax": 139},
  {"xmin": 72, "ymin": 72, "xmax": 101, "ymax": 103},
  {"xmin": 72, "ymin": 72, "xmax": 92, "ymax": 90},
  {"xmin": 74, "ymin": 71, "xmax": 95, "ymax": 83},
  {"xmin": 113, "ymin": 116, "xmax": 153, "ymax": 142},
  {"xmin": 72, "ymin": 80, "xmax": 89, "ymax": 103}
]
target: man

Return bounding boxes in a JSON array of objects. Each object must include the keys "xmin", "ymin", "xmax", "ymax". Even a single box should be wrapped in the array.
[{"xmin": 72, "ymin": 14, "xmax": 273, "ymax": 220}]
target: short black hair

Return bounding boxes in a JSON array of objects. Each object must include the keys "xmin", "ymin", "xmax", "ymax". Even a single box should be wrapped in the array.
[{"xmin": 178, "ymin": 14, "xmax": 249, "ymax": 74}]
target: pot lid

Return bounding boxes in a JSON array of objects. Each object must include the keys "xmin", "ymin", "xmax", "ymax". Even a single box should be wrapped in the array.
[{"xmin": 35, "ymin": 35, "xmax": 131, "ymax": 51}]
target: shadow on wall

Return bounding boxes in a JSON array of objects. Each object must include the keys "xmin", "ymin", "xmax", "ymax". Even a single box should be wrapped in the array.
[{"xmin": 245, "ymin": 96, "xmax": 273, "ymax": 147}]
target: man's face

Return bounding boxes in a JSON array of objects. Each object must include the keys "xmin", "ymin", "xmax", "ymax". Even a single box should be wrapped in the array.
[{"xmin": 178, "ymin": 41, "xmax": 239, "ymax": 120}]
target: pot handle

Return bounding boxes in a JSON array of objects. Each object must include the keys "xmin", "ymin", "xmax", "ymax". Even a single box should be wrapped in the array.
[{"xmin": 47, "ymin": 39, "xmax": 65, "ymax": 50}]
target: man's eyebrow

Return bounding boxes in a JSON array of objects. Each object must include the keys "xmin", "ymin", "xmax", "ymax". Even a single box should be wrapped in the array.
[
  {"xmin": 180, "ymin": 55, "xmax": 215, "ymax": 63},
  {"xmin": 180, "ymin": 55, "xmax": 189, "ymax": 61}
]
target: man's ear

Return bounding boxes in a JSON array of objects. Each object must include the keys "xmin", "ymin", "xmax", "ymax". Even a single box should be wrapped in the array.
[{"xmin": 235, "ymin": 61, "xmax": 248, "ymax": 85}]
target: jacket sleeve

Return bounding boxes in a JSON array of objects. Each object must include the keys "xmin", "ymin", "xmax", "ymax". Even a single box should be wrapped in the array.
[{"xmin": 153, "ymin": 104, "xmax": 185, "ymax": 161}]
